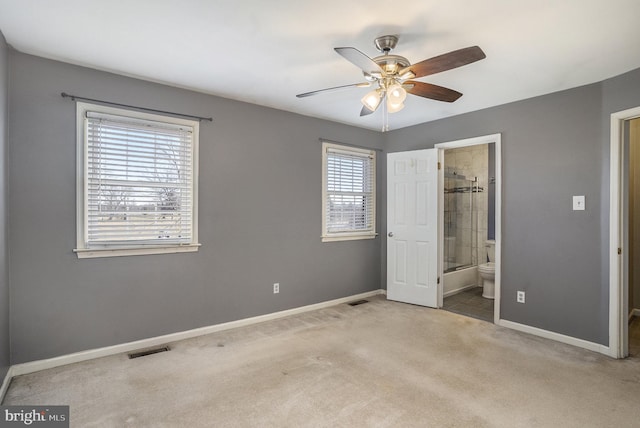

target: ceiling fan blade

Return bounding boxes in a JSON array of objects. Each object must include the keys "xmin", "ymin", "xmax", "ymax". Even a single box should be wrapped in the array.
[
  {"xmin": 405, "ymin": 81, "xmax": 463, "ymax": 103},
  {"xmin": 400, "ymin": 46, "xmax": 486, "ymax": 79},
  {"xmin": 334, "ymin": 47, "xmax": 384, "ymax": 76},
  {"xmin": 296, "ymin": 82, "xmax": 371, "ymax": 98}
]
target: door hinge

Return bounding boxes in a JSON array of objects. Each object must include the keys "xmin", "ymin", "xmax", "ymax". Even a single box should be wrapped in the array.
[
  {"xmin": 437, "ymin": 161, "xmax": 441, "ymax": 170},
  {"xmin": 437, "ymin": 276, "xmax": 440, "ymax": 284},
  {"xmin": 618, "ymin": 247, "xmax": 622, "ymax": 255}
]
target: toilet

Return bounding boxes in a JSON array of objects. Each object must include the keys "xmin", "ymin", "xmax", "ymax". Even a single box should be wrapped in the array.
[{"xmin": 478, "ymin": 240, "xmax": 496, "ymax": 299}]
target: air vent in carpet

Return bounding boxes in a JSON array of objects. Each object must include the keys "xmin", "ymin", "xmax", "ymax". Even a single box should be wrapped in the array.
[
  {"xmin": 348, "ymin": 299, "xmax": 369, "ymax": 306},
  {"xmin": 128, "ymin": 346, "xmax": 170, "ymax": 359}
]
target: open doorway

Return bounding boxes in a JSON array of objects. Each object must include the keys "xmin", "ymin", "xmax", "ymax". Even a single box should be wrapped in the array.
[
  {"xmin": 440, "ymin": 143, "xmax": 494, "ymax": 322},
  {"xmin": 627, "ymin": 117, "xmax": 640, "ymax": 355},
  {"xmin": 435, "ymin": 134, "xmax": 502, "ymax": 324},
  {"xmin": 610, "ymin": 106, "xmax": 640, "ymax": 359}
]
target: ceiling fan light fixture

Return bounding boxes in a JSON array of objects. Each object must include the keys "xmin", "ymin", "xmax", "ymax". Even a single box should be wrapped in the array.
[
  {"xmin": 387, "ymin": 84, "xmax": 407, "ymax": 105},
  {"xmin": 387, "ymin": 100, "xmax": 405, "ymax": 113},
  {"xmin": 361, "ymin": 90, "xmax": 382, "ymax": 112}
]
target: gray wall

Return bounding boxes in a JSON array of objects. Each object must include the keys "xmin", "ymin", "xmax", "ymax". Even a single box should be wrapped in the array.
[
  {"xmin": 386, "ymin": 81, "xmax": 610, "ymax": 344},
  {"xmin": 0, "ymin": 32, "xmax": 9, "ymax": 380},
  {"xmin": 7, "ymin": 44, "xmax": 640, "ymax": 362},
  {"xmin": 8, "ymin": 51, "xmax": 384, "ymax": 364}
]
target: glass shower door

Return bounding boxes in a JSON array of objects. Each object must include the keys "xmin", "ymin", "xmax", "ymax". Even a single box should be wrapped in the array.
[{"xmin": 443, "ymin": 172, "xmax": 473, "ymax": 272}]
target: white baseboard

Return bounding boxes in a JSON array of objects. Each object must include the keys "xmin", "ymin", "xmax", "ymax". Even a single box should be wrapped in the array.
[
  {"xmin": 498, "ymin": 319, "xmax": 611, "ymax": 356},
  {"xmin": 0, "ymin": 366, "xmax": 14, "ymax": 404},
  {"xmin": 8, "ymin": 289, "xmax": 385, "ymax": 379},
  {"xmin": 632, "ymin": 308, "xmax": 640, "ymax": 319}
]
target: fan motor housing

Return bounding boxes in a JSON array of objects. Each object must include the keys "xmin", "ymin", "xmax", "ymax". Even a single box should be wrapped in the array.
[
  {"xmin": 362, "ymin": 54, "xmax": 410, "ymax": 79},
  {"xmin": 374, "ymin": 35, "xmax": 399, "ymax": 53}
]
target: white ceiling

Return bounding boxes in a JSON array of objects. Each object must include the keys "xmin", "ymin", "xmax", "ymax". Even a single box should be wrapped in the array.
[{"xmin": 1, "ymin": 0, "xmax": 640, "ymax": 131}]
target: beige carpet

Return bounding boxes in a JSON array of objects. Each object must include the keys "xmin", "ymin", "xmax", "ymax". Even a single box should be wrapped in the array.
[{"xmin": 4, "ymin": 295, "xmax": 640, "ymax": 427}]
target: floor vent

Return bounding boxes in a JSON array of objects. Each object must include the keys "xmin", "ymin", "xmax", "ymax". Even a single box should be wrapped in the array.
[
  {"xmin": 348, "ymin": 299, "xmax": 369, "ymax": 306},
  {"xmin": 128, "ymin": 346, "xmax": 170, "ymax": 359}
]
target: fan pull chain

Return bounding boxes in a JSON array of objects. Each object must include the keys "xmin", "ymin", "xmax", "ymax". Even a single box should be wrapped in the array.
[{"xmin": 382, "ymin": 96, "xmax": 387, "ymax": 132}]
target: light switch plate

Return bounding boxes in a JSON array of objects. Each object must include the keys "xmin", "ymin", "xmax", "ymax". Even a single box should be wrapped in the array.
[{"xmin": 573, "ymin": 195, "xmax": 585, "ymax": 211}]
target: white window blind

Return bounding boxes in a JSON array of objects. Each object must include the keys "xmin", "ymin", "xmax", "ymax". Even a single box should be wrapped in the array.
[
  {"xmin": 84, "ymin": 111, "xmax": 195, "ymax": 247},
  {"xmin": 322, "ymin": 143, "xmax": 376, "ymax": 241}
]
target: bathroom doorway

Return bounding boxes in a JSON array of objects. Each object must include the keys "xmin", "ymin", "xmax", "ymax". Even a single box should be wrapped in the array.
[
  {"xmin": 627, "ymin": 117, "xmax": 640, "ymax": 355},
  {"xmin": 435, "ymin": 134, "xmax": 501, "ymax": 323},
  {"xmin": 610, "ymin": 105, "xmax": 640, "ymax": 358}
]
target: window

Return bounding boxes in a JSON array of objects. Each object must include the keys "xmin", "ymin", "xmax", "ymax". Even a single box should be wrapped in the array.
[
  {"xmin": 75, "ymin": 103, "xmax": 199, "ymax": 258},
  {"xmin": 322, "ymin": 142, "xmax": 376, "ymax": 242}
]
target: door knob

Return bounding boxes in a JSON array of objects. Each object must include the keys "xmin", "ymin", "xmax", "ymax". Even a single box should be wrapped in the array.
[{"xmin": 388, "ymin": 232, "xmax": 394, "ymax": 237}]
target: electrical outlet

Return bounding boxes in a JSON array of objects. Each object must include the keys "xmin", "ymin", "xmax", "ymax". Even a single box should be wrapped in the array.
[
  {"xmin": 517, "ymin": 291, "xmax": 525, "ymax": 304},
  {"xmin": 273, "ymin": 283, "xmax": 279, "ymax": 294}
]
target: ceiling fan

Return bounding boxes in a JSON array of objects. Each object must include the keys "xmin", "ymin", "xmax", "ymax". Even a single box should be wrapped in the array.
[{"xmin": 296, "ymin": 35, "xmax": 486, "ymax": 117}]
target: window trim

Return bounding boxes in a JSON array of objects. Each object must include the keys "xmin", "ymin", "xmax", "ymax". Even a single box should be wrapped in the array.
[
  {"xmin": 321, "ymin": 141, "xmax": 377, "ymax": 242},
  {"xmin": 74, "ymin": 102, "xmax": 200, "ymax": 258}
]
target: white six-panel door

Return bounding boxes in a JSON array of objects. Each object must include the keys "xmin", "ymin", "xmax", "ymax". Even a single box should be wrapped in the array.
[{"xmin": 387, "ymin": 149, "xmax": 439, "ymax": 307}]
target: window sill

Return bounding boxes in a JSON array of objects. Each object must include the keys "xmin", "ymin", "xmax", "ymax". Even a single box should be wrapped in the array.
[
  {"xmin": 74, "ymin": 243, "xmax": 201, "ymax": 259},
  {"xmin": 321, "ymin": 234, "xmax": 377, "ymax": 243}
]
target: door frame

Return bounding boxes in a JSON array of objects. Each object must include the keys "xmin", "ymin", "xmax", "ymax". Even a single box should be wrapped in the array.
[
  {"xmin": 435, "ymin": 133, "xmax": 502, "ymax": 323},
  {"xmin": 610, "ymin": 106, "xmax": 640, "ymax": 358}
]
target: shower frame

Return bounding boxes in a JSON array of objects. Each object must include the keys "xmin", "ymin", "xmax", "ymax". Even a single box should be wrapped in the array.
[{"xmin": 443, "ymin": 171, "xmax": 480, "ymax": 273}]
